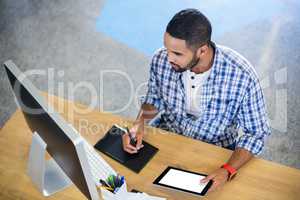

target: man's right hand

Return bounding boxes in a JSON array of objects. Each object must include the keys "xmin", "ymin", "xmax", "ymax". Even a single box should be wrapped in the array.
[{"xmin": 122, "ymin": 123, "xmax": 144, "ymax": 154}]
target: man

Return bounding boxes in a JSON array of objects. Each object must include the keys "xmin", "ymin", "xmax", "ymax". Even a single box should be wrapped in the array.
[{"xmin": 122, "ymin": 9, "xmax": 271, "ymax": 193}]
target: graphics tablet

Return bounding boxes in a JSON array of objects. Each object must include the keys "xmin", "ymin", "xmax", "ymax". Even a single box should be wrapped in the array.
[{"xmin": 94, "ymin": 125, "xmax": 158, "ymax": 173}]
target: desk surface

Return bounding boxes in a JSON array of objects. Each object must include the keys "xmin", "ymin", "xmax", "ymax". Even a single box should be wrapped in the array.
[{"xmin": 0, "ymin": 93, "xmax": 299, "ymax": 200}]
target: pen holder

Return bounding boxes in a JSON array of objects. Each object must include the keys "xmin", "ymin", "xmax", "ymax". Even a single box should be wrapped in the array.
[{"xmin": 100, "ymin": 181, "xmax": 127, "ymax": 200}]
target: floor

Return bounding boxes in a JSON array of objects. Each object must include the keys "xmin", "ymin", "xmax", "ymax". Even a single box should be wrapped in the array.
[{"xmin": 0, "ymin": 0, "xmax": 299, "ymax": 168}]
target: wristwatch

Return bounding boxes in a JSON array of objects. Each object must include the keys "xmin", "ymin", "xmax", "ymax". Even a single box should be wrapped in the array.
[{"xmin": 221, "ymin": 163, "xmax": 237, "ymax": 181}]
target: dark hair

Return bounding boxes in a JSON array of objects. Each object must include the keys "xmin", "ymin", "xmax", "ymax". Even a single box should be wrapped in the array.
[{"xmin": 166, "ymin": 9, "xmax": 212, "ymax": 50}]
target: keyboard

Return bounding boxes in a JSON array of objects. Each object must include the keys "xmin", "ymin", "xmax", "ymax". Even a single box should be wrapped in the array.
[{"xmin": 83, "ymin": 139, "xmax": 117, "ymax": 186}]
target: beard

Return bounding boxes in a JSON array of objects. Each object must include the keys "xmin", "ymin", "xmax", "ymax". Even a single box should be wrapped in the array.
[{"xmin": 173, "ymin": 53, "xmax": 200, "ymax": 73}]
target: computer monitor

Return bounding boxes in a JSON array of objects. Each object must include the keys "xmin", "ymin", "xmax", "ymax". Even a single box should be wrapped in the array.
[{"xmin": 3, "ymin": 60, "xmax": 100, "ymax": 200}]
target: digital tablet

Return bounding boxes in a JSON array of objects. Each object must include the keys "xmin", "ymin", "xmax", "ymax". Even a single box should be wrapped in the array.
[
  {"xmin": 94, "ymin": 125, "xmax": 158, "ymax": 173},
  {"xmin": 153, "ymin": 166, "xmax": 213, "ymax": 196}
]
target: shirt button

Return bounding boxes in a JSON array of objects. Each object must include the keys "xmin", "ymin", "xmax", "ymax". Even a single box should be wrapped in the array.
[
  {"xmin": 191, "ymin": 76, "xmax": 195, "ymax": 79},
  {"xmin": 192, "ymin": 85, "xmax": 195, "ymax": 89}
]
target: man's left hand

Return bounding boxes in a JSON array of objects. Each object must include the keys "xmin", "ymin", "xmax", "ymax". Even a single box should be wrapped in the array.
[{"xmin": 201, "ymin": 168, "xmax": 229, "ymax": 193}]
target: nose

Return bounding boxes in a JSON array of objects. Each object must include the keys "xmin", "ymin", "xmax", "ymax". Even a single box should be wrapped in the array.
[{"xmin": 167, "ymin": 53, "xmax": 176, "ymax": 65}]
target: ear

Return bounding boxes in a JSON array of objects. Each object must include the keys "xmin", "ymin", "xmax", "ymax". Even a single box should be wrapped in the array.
[{"xmin": 196, "ymin": 45, "xmax": 209, "ymax": 57}]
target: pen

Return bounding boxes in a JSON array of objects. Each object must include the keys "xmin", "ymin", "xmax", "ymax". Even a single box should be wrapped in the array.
[
  {"xmin": 125, "ymin": 126, "xmax": 137, "ymax": 146},
  {"xmin": 120, "ymin": 176, "xmax": 125, "ymax": 186},
  {"xmin": 115, "ymin": 174, "xmax": 121, "ymax": 187},
  {"xmin": 116, "ymin": 175, "xmax": 124, "ymax": 187},
  {"xmin": 107, "ymin": 175, "xmax": 115, "ymax": 188},
  {"xmin": 99, "ymin": 179, "xmax": 110, "ymax": 188},
  {"xmin": 97, "ymin": 186, "xmax": 114, "ymax": 192}
]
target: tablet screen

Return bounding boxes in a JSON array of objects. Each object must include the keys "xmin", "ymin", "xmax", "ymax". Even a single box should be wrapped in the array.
[{"xmin": 153, "ymin": 167, "xmax": 212, "ymax": 196}]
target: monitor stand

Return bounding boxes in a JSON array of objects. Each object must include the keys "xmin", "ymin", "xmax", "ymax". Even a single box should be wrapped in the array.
[{"xmin": 27, "ymin": 132, "xmax": 72, "ymax": 196}]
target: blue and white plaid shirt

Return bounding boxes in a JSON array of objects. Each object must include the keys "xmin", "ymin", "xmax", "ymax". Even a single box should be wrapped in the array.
[{"xmin": 142, "ymin": 43, "xmax": 271, "ymax": 155}]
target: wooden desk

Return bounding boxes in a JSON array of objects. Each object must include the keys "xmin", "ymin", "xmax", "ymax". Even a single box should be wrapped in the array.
[{"xmin": 0, "ymin": 93, "xmax": 299, "ymax": 200}]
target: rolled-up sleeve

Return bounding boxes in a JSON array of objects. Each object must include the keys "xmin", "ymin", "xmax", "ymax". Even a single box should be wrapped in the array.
[
  {"xmin": 140, "ymin": 54, "xmax": 164, "ymax": 111},
  {"xmin": 236, "ymin": 81, "xmax": 271, "ymax": 155}
]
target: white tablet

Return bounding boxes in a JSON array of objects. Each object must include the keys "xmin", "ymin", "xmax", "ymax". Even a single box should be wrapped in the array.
[{"xmin": 153, "ymin": 166, "xmax": 213, "ymax": 196}]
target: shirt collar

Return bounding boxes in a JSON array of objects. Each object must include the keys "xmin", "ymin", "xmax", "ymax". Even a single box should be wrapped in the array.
[{"xmin": 207, "ymin": 42, "xmax": 222, "ymax": 82}]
